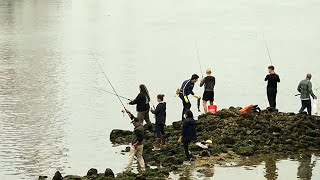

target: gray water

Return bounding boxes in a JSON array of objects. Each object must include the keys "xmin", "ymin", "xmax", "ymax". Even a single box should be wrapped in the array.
[{"xmin": 1, "ymin": 0, "xmax": 320, "ymax": 179}]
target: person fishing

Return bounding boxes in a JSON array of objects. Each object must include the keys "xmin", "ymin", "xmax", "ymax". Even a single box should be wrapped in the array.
[
  {"xmin": 129, "ymin": 84, "xmax": 152, "ymax": 125},
  {"xmin": 178, "ymin": 74, "xmax": 200, "ymax": 120},
  {"xmin": 124, "ymin": 109, "xmax": 146, "ymax": 174},
  {"xmin": 297, "ymin": 74, "xmax": 317, "ymax": 115},
  {"xmin": 178, "ymin": 110, "xmax": 197, "ymax": 165},
  {"xmin": 265, "ymin": 66, "xmax": 280, "ymax": 109},
  {"xmin": 200, "ymin": 69, "xmax": 216, "ymax": 113},
  {"xmin": 150, "ymin": 94, "xmax": 166, "ymax": 151}
]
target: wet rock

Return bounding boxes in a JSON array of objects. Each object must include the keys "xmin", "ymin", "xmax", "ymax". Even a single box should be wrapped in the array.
[
  {"xmin": 62, "ymin": 175, "xmax": 82, "ymax": 180},
  {"xmin": 104, "ymin": 168, "xmax": 114, "ymax": 178},
  {"xmin": 52, "ymin": 171, "xmax": 63, "ymax": 180},
  {"xmin": 200, "ymin": 150, "xmax": 211, "ymax": 157},
  {"xmin": 172, "ymin": 121, "xmax": 181, "ymax": 130},
  {"xmin": 87, "ymin": 168, "xmax": 98, "ymax": 176},
  {"xmin": 110, "ymin": 129, "xmax": 132, "ymax": 144}
]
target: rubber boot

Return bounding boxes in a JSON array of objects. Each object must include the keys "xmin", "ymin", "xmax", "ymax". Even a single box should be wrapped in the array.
[
  {"xmin": 152, "ymin": 139, "xmax": 161, "ymax": 151},
  {"xmin": 161, "ymin": 135, "xmax": 166, "ymax": 146}
]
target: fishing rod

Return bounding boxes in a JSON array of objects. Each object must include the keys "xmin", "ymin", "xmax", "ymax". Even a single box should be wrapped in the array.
[
  {"xmin": 90, "ymin": 51, "xmax": 130, "ymax": 118},
  {"xmin": 195, "ymin": 41, "xmax": 204, "ymax": 78},
  {"xmin": 263, "ymin": 34, "xmax": 273, "ymax": 65},
  {"xmin": 92, "ymin": 87, "xmax": 131, "ymax": 101}
]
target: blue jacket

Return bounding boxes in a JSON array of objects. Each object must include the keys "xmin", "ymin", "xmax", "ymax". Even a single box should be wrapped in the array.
[
  {"xmin": 182, "ymin": 117, "xmax": 197, "ymax": 142},
  {"xmin": 181, "ymin": 80, "xmax": 195, "ymax": 96}
]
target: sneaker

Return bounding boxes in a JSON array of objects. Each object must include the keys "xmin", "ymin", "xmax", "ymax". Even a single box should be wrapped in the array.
[{"xmin": 183, "ymin": 161, "xmax": 191, "ymax": 166}]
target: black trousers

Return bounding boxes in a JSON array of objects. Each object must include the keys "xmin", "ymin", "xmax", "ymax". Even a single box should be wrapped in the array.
[
  {"xmin": 267, "ymin": 88, "xmax": 277, "ymax": 108},
  {"xmin": 183, "ymin": 140, "xmax": 191, "ymax": 161},
  {"xmin": 179, "ymin": 94, "xmax": 191, "ymax": 120},
  {"xmin": 299, "ymin": 99, "xmax": 312, "ymax": 115}
]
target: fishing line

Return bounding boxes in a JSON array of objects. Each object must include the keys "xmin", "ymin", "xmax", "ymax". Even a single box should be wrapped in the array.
[
  {"xmin": 263, "ymin": 34, "xmax": 273, "ymax": 65},
  {"xmin": 195, "ymin": 41, "xmax": 204, "ymax": 78},
  {"xmin": 90, "ymin": 51, "xmax": 130, "ymax": 117},
  {"xmin": 91, "ymin": 87, "xmax": 131, "ymax": 101}
]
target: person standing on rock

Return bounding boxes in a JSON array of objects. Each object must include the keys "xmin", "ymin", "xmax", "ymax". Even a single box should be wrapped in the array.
[
  {"xmin": 297, "ymin": 74, "xmax": 317, "ymax": 115},
  {"xmin": 200, "ymin": 69, "xmax": 216, "ymax": 113},
  {"xmin": 124, "ymin": 109, "xmax": 146, "ymax": 173},
  {"xmin": 129, "ymin": 84, "xmax": 151, "ymax": 125},
  {"xmin": 151, "ymin": 94, "xmax": 166, "ymax": 151},
  {"xmin": 265, "ymin": 66, "xmax": 280, "ymax": 109},
  {"xmin": 178, "ymin": 110, "xmax": 197, "ymax": 165},
  {"xmin": 178, "ymin": 74, "xmax": 200, "ymax": 120}
]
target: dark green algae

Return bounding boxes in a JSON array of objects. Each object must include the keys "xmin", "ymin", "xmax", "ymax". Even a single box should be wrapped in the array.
[{"xmin": 41, "ymin": 107, "xmax": 320, "ymax": 179}]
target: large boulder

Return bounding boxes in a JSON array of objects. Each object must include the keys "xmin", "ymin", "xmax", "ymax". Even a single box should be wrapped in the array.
[{"xmin": 110, "ymin": 129, "xmax": 132, "ymax": 144}]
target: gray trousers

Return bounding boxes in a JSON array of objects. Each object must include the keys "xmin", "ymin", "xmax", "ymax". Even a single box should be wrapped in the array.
[{"xmin": 137, "ymin": 110, "xmax": 151, "ymax": 125}]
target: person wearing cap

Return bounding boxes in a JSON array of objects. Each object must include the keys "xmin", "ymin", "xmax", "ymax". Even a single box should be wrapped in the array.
[
  {"xmin": 200, "ymin": 69, "xmax": 216, "ymax": 113},
  {"xmin": 297, "ymin": 74, "xmax": 317, "ymax": 115},
  {"xmin": 178, "ymin": 74, "xmax": 200, "ymax": 120},
  {"xmin": 124, "ymin": 109, "xmax": 146, "ymax": 173}
]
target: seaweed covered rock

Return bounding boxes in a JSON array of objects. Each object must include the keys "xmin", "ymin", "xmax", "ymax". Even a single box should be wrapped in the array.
[
  {"xmin": 110, "ymin": 129, "xmax": 132, "ymax": 144},
  {"xmin": 111, "ymin": 108, "xmax": 320, "ymax": 169}
]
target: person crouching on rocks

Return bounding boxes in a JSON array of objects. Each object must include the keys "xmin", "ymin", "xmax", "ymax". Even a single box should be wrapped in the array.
[
  {"xmin": 151, "ymin": 94, "xmax": 166, "ymax": 151},
  {"xmin": 178, "ymin": 110, "xmax": 197, "ymax": 165},
  {"xmin": 129, "ymin": 84, "xmax": 152, "ymax": 125},
  {"xmin": 124, "ymin": 109, "xmax": 146, "ymax": 173}
]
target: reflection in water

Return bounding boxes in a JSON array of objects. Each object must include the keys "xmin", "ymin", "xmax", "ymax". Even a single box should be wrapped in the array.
[
  {"xmin": 297, "ymin": 153, "xmax": 317, "ymax": 180},
  {"xmin": 265, "ymin": 157, "xmax": 278, "ymax": 180},
  {"xmin": 0, "ymin": 0, "xmax": 70, "ymax": 179}
]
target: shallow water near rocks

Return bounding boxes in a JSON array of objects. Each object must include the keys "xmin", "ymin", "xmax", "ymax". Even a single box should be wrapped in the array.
[
  {"xmin": 169, "ymin": 154, "xmax": 320, "ymax": 180},
  {"xmin": 1, "ymin": 0, "xmax": 320, "ymax": 179}
]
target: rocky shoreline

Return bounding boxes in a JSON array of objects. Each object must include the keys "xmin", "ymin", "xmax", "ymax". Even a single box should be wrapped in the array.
[{"xmin": 40, "ymin": 107, "xmax": 320, "ymax": 179}]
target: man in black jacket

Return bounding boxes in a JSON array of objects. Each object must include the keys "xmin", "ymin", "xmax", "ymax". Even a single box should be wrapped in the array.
[
  {"xmin": 125, "ymin": 109, "xmax": 145, "ymax": 173},
  {"xmin": 129, "ymin": 84, "xmax": 151, "ymax": 125}
]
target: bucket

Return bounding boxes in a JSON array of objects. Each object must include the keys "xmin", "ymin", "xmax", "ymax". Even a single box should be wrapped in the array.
[{"xmin": 208, "ymin": 104, "xmax": 217, "ymax": 114}]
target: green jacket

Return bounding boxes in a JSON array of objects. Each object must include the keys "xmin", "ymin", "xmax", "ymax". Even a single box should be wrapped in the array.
[
  {"xmin": 131, "ymin": 125, "xmax": 144, "ymax": 145},
  {"xmin": 297, "ymin": 79, "xmax": 316, "ymax": 100}
]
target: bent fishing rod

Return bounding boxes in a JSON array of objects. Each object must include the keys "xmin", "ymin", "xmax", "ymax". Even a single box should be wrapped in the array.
[
  {"xmin": 90, "ymin": 51, "xmax": 131, "ymax": 118},
  {"xmin": 92, "ymin": 87, "xmax": 131, "ymax": 101},
  {"xmin": 263, "ymin": 34, "xmax": 273, "ymax": 65}
]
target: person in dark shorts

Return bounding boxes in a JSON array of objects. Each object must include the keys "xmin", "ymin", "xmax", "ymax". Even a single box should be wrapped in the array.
[
  {"xmin": 200, "ymin": 69, "xmax": 216, "ymax": 113},
  {"xmin": 265, "ymin": 66, "xmax": 280, "ymax": 108}
]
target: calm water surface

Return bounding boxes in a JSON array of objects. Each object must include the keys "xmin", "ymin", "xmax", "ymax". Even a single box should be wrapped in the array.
[{"xmin": 1, "ymin": 0, "xmax": 320, "ymax": 179}]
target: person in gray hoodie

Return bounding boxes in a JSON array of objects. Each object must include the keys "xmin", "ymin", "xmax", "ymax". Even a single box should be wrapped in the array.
[
  {"xmin": 151, "ymin": 94, "xmax": 166, "ymax": 150},
  {"xmin": 200, "ymin": 69, "xmax": 216, "ymax": 113},
  {"xmin": 297, "ymin": 74, "xmax": 317, "ymax": 115}
]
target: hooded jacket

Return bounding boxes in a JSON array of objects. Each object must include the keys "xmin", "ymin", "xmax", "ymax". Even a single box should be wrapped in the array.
[
  {"xmin": 182, "ymin": 117, "xmax": 197, "ymax": 142},
  {"xmin": 151, "ymin": 102, "xmax": 166, "ymax": 125}
]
